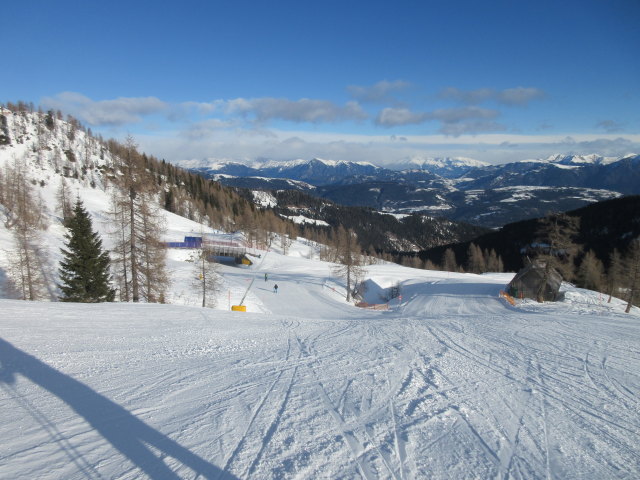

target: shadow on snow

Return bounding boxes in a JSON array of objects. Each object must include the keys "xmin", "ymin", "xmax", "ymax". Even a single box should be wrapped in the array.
[{"xmin": 0, "ymin": 338, "xmax": 238, "ymax": 480}]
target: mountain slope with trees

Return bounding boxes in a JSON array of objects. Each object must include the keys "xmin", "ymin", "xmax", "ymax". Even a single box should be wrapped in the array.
[
  {"xmin": 261, "ymin": 188, "xmax": 489, "ymax": 256},
  {"xmin": 1, "ymin": 102, "xmax": 482, "ymax": 301},
  {"xmin": 418, "ymin": 195, "xmax": 640, "ymax": 308},
  {"xmin": 0, "ymin": 103, "xmax": 298, "ymax": 300}
]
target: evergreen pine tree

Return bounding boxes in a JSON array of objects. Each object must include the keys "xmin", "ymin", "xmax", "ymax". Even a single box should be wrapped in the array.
[{"xmin": 59, "ymin": 199, "xmax": 115, "ymax": 302}]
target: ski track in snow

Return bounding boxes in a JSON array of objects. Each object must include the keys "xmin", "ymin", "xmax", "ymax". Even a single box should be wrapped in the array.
[{"xmin": 1, "ymin": 253, "xmax": 640, "ymax": 479}]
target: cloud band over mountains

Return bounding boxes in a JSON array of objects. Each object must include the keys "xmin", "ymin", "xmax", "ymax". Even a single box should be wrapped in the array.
[
  {"xmin": 42, "ymin": 83, "xmax": 546, "ymax": 135},
  {"xmin": 42, "ymin": 92, "xmax": 168, "ymax": 126},
  {"xmin": 40, "ymin": 82, "xmax": 638, "ymax": 165}
]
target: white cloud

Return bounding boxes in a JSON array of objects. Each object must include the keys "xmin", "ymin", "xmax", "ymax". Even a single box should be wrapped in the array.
[
  {"xmin": 438, "ymin": 120, "xmax": 506, "ymax": 136},
  {"xmin": 428, "ymin": 107, "xmax": 505, "ymax": 135},
  {"xmin": 184, "ymin": 118, "xmax": 236, "ymax": 139},
  {"xmin": 41, "ymin": 92, "xmax": 369, "ymax": 128},
  {"xmin": 375, "ymin": 106, "xmax": 504, "ymax": 134},
  {"xmin": 439, "ymin": 86, "xmax": 546, "ymax": 106},
  {"xmin": 428, "ymin": 106, "xmax": 499, "ymax": 123},
  {"xmin": 347, "ymin": 80, "xmax": 412, "ymax": 103},
  {"xmin": 224, "ymin": 97, "xmax": 367, "ymax": 123},
  {"xmin": 375, "ymin": 107, "xmax": 428, "ymax": 127},
  {"xmin": 177, "ymin": 100, "xmax": 225, "ymax": 116},
  {"xmin": 596, "ymin": 119, "xmax": 625, "ymax": 133},
  {"xmin": 42, "ymin": 92, "xmax": 168, "ymax": 126},
  {"xmin": 438, "ymin": 87, "xmax": 495, "ymax": 105},
  {"xmin": 497, "ymin": 87, "xmax": 546, "ymax": 106}
]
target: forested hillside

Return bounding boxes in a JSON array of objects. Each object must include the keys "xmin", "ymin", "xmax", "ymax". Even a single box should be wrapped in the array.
[
  {"xmin": 418, "ymin": 196, "xmax": 640, "ymax": 308},
  {"xmin": 259, "ymin": 189, "xmax": 489, "ymax": 256},
  {"xmin": 0, "ymin": 102, "xmax": 279, "ymax": 233},
  {"xmin": 0, "ymin": 103, "xmax": 299, "ymax": 300}
]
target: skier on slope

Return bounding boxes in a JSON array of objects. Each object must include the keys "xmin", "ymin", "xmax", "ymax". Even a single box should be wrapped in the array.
[{"xmin": 273, "ymin": 284, "xmax": 278, "ymax": 294}]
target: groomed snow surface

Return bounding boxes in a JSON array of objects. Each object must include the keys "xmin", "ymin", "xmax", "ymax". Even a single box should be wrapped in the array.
[{"xmin": 1, "ymin": 247, "xmax": 639, "ymax": 479}]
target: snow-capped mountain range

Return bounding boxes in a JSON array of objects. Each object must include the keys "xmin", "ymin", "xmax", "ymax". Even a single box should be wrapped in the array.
[
  {"xmin": 185, "ymin": 157, "xmax": 388, "ymax": 186},
  {"xmin": 180, "ymin": 154, "xmax": 639, "ymax": 228},
  {"xmin": 386, "ymin": 156, "xmax": 491, "ymax": 177},
  {"xmin": 183, "ymin": 155, "xmax": 487, "ymax": 181}
]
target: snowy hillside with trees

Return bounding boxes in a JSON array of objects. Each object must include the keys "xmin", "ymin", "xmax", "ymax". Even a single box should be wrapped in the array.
[
  {"xmin": 2, "ymin": 253, "xmax": 639, "ymax": 479},
  {"xmin": 1, "ymin": 105, "xmax": 639, "ymax": 479}
]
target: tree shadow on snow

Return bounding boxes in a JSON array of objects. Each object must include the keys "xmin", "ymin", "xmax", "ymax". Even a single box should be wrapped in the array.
[
  {"xmin": 0, "ymin": 338, "xmax": 238, "ymax": 480},
  {"xmin": 0, "ymin": 267, "xmax": 20, "ymax": 299}
]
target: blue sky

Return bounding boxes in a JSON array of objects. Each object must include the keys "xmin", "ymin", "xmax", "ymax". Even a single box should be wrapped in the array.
[{"xmin": 3, "ymin": 0, "xmax": 639, "ymax": 165}]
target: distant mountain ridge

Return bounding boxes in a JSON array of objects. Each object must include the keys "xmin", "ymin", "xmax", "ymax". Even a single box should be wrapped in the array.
[
  {"xmin": 386, "ymin": 156, "xmax": 491, "ymax": 178},
  {"xmin": 458, "ymin": 153, "xmax": 640, "ymax": 193},
  {"xmin": 181, "ymin": 154, "xmax": 639, "ymax": 228},
  {"xmin": 188, "ymin": 157, "xmax": 389, "ymax": 186}
]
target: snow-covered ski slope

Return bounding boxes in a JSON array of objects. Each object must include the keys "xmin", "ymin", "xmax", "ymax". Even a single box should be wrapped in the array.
[
  {"xmin": 1, "ymin": 248, "xmax": 639, "ymax": 479},
  {"xmin": 0, "ymin": 111, "xmax": 639, "ymax": 477}
]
